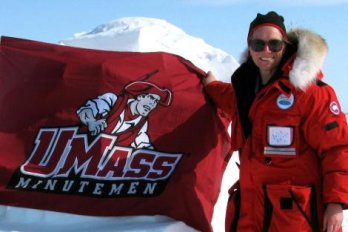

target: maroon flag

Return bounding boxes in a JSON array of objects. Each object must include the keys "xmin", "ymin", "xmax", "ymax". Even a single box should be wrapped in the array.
[{"xmin": 0, "ymin": 36, "xmax": 231, "ymax": 232}]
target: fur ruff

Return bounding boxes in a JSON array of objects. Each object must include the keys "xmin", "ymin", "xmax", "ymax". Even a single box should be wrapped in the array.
[{"xmin": 287, "ymin": 28, "xmax": 327, "ymax": 90}]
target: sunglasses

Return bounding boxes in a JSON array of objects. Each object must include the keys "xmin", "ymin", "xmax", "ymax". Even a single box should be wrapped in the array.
[{"xmin": 249, "ymin": 39, "xmax": 285, "ymax": 52}]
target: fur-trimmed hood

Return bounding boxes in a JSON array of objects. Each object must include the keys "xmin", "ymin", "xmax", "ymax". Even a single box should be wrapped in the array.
[
  {"xmin": 287, "ymin": 28, "xmax": 327, "ymax": 90},
  {"xmin": 241, "ymin": 28, "xmax": 328, "ymax": 90}
]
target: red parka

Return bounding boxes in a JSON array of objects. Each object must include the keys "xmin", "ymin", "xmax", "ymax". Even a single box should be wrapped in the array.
[{"xmin": 206, "ymin": 29, "xmax": 348, "ymax": 231}]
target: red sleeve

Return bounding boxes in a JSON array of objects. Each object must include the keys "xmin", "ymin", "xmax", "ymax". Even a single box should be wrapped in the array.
[
  {"xmin": 301, "ymin": 84, "xmax": 348, "ymax": 207},
  {"xmin": 205, "ymin": 81, "xmax": 235, "ymax": 120},
  {"xmin": 205, "ymin": 81, "xmax": 244, "ymax": 151}
]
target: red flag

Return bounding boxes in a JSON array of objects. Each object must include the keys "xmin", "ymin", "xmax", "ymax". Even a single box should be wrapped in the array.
[{"xmin": 0, "ymin": 36, "xmax": 231, "ymax": 232}]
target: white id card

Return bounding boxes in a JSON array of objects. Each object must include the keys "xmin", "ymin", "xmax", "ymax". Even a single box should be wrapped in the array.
[{"xmin": 267, "ymin": 126, "xmax": 293, "ymax": 146}]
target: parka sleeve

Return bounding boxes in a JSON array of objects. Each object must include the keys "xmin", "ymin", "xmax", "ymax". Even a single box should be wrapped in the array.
[
  {"xmin": 301, "ymin": 84, "xmax": 348, "ymax": 208},
  {"xmin": 205, "ymin": 81, "xmax": 236, "ymax": 120},
  {"xmin": 205, "ymin": 81, "xmax": 245, "ymax": 151}
]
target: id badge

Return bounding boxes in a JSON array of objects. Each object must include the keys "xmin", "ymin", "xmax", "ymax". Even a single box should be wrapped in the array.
[{"xmin": 264, "ymin": 126, "xmax": 296, "ymax": 156}]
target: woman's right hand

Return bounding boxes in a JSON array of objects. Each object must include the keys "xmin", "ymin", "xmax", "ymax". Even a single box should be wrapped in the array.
[
  {"xmin": 203, "ymin": 71, "xmax": 217, "ymax": 86},
  {"xmin": 323, "ymin": 203, "xmax": 343, "ymax": 232}
]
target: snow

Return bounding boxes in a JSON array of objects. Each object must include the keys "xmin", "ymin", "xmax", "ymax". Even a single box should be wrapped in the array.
[
  {"xmin": 60, "ymin": 17, "xmax": 239, "ymax": 83},
  {"xmin": 0, "ymin": 207, "xmax": 197, "ymax": 232},
  {"xmin": 0, "ymin": 17, "xmax": 347, "ymax": 232}
]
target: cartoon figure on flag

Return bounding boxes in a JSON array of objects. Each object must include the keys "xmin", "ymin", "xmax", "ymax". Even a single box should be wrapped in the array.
[{"xmin": 77, "ymin": 77, "xmax": 172, "ymax": 150}]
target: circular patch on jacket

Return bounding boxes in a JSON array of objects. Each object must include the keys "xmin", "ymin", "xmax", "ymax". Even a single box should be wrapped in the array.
[
  {"xmin": 277, "ymin": 94, "xmax": 294, "ymax": 110},
  {"xmin": 329, "ymin": 101, "xmax": 340, "ymax": 115}
]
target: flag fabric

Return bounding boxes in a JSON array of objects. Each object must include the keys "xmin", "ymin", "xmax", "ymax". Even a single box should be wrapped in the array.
[{"xmin": 0, "ymin": 36, "xmax": 231, "ymax": 232}]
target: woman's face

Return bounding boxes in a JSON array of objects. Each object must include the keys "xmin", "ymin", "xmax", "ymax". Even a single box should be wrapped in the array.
[{"xmin": 248, "ymin": 26, "xmax": 286, "ymax": 76}]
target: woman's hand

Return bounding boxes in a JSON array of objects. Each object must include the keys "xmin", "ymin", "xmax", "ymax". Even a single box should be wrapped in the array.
[
  {"xmin": 323, "ymin": 203, "xmax": 343, "ymax": 232},
  {"xmin": 202, "ymin": 71, "xmax": 217, "ymax": 86}
]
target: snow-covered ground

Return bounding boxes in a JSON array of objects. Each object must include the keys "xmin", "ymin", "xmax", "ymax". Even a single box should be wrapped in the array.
[
  {"xmin": 0, "ymin": 17, "xmax": 346, "ymax": 232},
  {"xmin": 0, "ymin": 207, "xmax": 197, "ymax": 232}
]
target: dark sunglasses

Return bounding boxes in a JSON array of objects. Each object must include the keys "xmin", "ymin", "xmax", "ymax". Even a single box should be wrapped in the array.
[{"xmin": 249, "ymin": 39, "xmax": 285, "ymax": 52}]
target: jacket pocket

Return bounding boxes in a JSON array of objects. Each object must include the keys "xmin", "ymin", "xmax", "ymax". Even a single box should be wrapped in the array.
[
  {"xmin": 263, "ymin": 183, "xmax": 319, "ymax": 232},
  {"xmin": 254, "ymin": 112, "xmax": 302, "ymax": 159},
  {"xmin": 225, "ymin": 180, "xmax": 240, "ymax": 232}
]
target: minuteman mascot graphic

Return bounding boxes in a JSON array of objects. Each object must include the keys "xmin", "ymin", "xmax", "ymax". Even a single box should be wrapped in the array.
[
  {"xmin": 9, "ymin": 72, "xmax": 183, "ymax": 198},
  {"xmin": 77, "ymin": 80, "xmax": 172, "ymax": 149}
]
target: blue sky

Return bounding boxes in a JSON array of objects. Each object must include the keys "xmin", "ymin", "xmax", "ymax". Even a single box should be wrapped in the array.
[{"xmin": 1, "ymin": 0, "xmax": 348, "ymax": 112}]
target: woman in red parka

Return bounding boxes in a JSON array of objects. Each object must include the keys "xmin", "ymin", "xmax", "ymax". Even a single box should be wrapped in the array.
[{"xmin": 204, "ymin": 11, "xmax": 348, "ymax": 232}]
